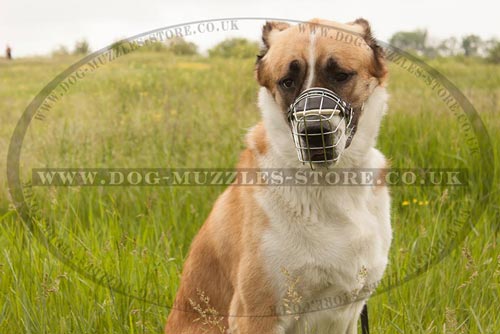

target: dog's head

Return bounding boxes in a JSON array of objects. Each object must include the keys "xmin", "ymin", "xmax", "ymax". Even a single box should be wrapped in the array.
[{"xmin": 255, "ymin": 18, "xmax": 388, "ymax": 167}]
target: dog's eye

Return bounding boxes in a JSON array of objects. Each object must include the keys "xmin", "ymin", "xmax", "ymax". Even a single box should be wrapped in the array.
[
  {"xmin": 280, "ymin": 78, "xmax": 295, "ymax": 89},
  {"xmin": 333, "ymin": 72, "xmax": 351, "ymax": 82}
]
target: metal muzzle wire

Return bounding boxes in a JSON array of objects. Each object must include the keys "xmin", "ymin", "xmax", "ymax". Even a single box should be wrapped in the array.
[{"xmin": 288, "ymin": 87, "xmax": 354, "ymax": 167}]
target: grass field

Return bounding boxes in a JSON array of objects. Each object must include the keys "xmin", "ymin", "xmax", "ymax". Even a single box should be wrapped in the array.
[{"xmin": 0, "ymin": 51, "xmax": 499, "ymax": 333}]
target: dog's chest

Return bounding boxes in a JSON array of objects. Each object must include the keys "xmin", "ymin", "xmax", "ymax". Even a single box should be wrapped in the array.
[{"xmin": 256, "ymin": 186, "xmax": 390, "ymax": 304}]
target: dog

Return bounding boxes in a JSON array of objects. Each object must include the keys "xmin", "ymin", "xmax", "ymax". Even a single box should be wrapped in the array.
[{"xmin": 165, "ymin": 18, "xmax": 392, "ymax": 334}]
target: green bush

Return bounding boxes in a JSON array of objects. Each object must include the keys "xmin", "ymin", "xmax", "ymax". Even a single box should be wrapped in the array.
[
  {"xmin": 208, "ymin": 38, "xmax": 259, "ymax": 59},
  {"xmin": 167, "ymin": 37, "xmax": 198, "ymax": 56},
  {"xmin": 73, "ymin": 39, "xmax": 91, "ymax": 55},
  {"xmin": 487, "ymin": 42, "xmax": 500, "ymax": 64}
]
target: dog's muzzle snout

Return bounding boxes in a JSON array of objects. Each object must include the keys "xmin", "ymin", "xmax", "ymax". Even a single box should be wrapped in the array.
[
  {"xmin": 296, "ymin": 115, "xmax": 335, "ymax": 162},
  {"xmin": 288, "ymin": 87, "xmax": 355, "ymax": 167}
]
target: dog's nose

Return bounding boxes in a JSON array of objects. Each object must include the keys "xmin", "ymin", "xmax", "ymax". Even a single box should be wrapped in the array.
[
  {"xmin": 297, "ymin": 117, "xmax": 333, "ymax": 147},
  {"xmin": 296, "ymin": 117, "xmax": 337, "ymax": 162}
]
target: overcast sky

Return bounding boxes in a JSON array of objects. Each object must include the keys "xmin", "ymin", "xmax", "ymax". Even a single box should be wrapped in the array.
[{"xmin": 1, "ymin": 0, "xmax": 498, "ymax": 57}]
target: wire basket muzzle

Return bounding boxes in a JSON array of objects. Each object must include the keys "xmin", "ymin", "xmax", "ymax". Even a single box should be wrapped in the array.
[{"xmin": 288, "ymin": 88, "xmax": 353, "ymax": 166}]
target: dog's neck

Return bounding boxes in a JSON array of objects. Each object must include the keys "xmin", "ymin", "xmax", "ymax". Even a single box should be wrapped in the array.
[{"xmin": 255, "ymin": 86, "xmax": 388, "ymax": 170}]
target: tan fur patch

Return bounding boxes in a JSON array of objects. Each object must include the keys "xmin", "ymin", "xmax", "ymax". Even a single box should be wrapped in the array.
[
  {"xmin": 375, "ymin": 158, "xmax": 391, "ymax": 191},
  {"xmin": 246, "ymin": 122, "xmax": 268, "ymax": 156},
  {"xmin": 165, "ymin": 147, "xmax": 278, "ymax": 333}
]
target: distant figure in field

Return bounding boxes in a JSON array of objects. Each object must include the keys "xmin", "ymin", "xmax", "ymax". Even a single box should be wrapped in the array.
[{"xmin": 6, "ymin": 45, "xmax": 12, "ymax": 59}]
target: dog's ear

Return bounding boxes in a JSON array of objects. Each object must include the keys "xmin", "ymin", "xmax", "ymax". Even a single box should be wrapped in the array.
[
  {"xmin": 255, "ymin": 21, "xmax": 290, "ymax": 87},
  {"xmin": 350, "ymin": 18, "xmax": 387, "ymax": 80},
  {"xmin": 257, "ymin": 21, "xmax": 290, "ymax": 61},
  {"xmin": 261, "ymin": 21, "xmax": 290, "ymax": 48}
]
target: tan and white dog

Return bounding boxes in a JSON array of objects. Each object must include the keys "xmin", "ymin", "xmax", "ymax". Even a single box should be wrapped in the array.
[{"xmin": 165, "ymin": 18, "xmax": 392, "ymax": 334}]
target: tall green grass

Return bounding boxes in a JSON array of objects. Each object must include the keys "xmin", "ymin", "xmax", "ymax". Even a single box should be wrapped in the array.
[{"xmin": 0, "ymin": 53, "xmax": 499, "ymax": 333}]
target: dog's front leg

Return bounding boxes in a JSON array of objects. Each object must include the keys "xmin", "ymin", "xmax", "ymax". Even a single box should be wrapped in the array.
[
  {"xmin": 345, "ymin": 302, "xmax": 366, "ymax": 334},
  {"xmin": 228, "ymin": 293, "xmax": 283, "ymax": 334},
  {"xmin": 227, "ymin": 258, "xmax": 282, "ymax": 334},
  {"xmin": 346, "ymin": 318, "xmax": 359, "ymax": 334}
]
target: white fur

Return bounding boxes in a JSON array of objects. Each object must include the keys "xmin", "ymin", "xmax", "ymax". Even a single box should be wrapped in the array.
[
  {"xmin": 305, "ymin": 33, "xmax": 317, "ymax": 89},
  {"xmin": 255, "ymin": 86, "xmax": 392, "ymax": 334}
]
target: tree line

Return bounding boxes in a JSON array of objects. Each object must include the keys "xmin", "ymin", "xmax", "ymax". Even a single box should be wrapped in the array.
[
  {"xmin": 52, "ymin": 31, "xmax": 500, "ymax": 64},
  {"xmin": 389, "ymin": 29, "xmax": 500, "ymax": 63},
  {"xmin": 51, "ymin": 37, "xmax": 260, "ymax": 59}
]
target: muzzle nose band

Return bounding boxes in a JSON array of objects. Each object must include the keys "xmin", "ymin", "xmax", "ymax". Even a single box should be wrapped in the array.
[{"xmin": 287, "ymin": 87, "xmax": 355, "ymax": 167}]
